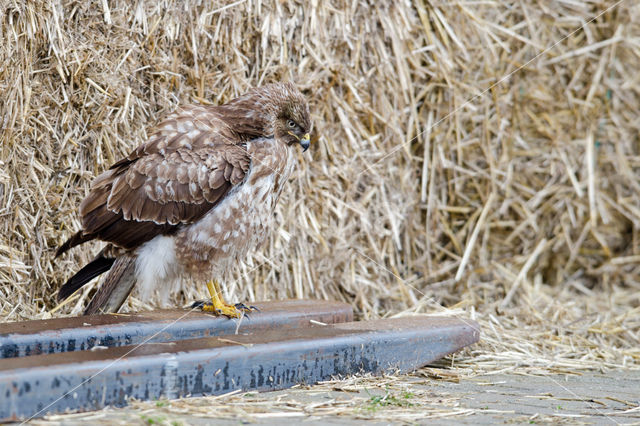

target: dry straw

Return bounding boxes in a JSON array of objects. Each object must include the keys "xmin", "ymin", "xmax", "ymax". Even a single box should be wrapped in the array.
[{"xmin": 1, "ymin": 0, "xmax": 639, "ymax": 387}]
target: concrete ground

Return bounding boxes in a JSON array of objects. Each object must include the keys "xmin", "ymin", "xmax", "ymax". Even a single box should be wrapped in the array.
[{"xmin": 38, "ymin": 369, "xmax": 640, "ymax": 425}]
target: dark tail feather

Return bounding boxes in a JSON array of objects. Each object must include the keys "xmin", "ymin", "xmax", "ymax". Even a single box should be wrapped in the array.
[
  {"xmin": 84, "ymin": 255, "xmax": 137, "ymax": 316},
  {"xmin": 57, "ymin": 255, "xmax": 116, "ymax": 302},
  {"xmin": 56, "ymin": 231, "xmax": 93, "ymax": 258}
]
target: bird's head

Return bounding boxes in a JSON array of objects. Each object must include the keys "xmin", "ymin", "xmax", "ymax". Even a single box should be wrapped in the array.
[
  {"xmin": 264, "ymin": 82, "xmax": 311, "ymax": 152},
  {"xmin": 274, "ymin": 93, "xmax": 312, "ymax": 152},
  {"xmin": 223, "ymin": 82, "xmax": 312, "ymax": 152}
]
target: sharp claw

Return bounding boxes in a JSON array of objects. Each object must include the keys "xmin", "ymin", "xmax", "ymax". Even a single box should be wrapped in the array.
[
  {"xmin": 234, "ymin": 303, "xmax": 259, "ymax": 312},
  {"xmin": 191, "ymin": 300, "xmax": 206, "ymax": 309}
]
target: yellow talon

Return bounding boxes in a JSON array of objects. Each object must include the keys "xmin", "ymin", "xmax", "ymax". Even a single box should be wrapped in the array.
[{"xmin": 200, "ymin": 280, "xmax": 244, "ymax": 318}]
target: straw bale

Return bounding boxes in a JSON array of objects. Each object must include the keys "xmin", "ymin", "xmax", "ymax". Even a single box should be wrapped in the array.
[{"xmin": 1, "ymin": 0, "xmax": 639, "ymax": 371}]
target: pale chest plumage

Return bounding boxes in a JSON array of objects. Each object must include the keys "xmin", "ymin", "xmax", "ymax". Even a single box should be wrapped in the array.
[{"xmin": 134, "ymin": 137, "xmax": 295, "ymax": 298}]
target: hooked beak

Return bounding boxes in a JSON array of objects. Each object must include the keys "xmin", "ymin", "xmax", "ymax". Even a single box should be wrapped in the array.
[{"xmin": 300, "ymin": 133, "xmax": 310, "ymax": 152}]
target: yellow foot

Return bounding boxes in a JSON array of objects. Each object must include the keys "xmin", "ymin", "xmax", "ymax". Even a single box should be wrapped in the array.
[
  {"xmin": 191, "ymin": 280, "xmax": 257, "ymax": 319},
  {"xmin": 196, "ymin": 302, "xmax": 255, "ymax": 318}
]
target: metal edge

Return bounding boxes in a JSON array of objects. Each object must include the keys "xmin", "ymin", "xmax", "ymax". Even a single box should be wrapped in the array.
[
  {"xmin": 0, "ymin": 316, "xmax": 480, "ymax": 421},
  {"xmin": 0, "ymin": 300, "xmax": 354, "ymax": 358}
]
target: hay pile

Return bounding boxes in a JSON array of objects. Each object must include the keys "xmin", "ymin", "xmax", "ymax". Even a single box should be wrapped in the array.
[{"xmin": 1, "ymin": 0, "xmax": 639, "ymax": 373}]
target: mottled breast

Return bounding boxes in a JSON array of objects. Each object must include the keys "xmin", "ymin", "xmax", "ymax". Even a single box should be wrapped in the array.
[{"xmin": 174, "ymin": 137, "xmax": 296, "ymax": 277}]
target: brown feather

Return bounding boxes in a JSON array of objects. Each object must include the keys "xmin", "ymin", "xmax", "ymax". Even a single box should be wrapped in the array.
[
  {"xmin": 60, "ymin": 143, "xmax": 250, "ymax": 252},
  {"xmin": 57, "ymin": 254, "xmax": 116, "ymax": 301},
  {"xmin": 55, "ymin": 230, "xmax": 91, "ymax": 257},
  {"xmin": 83, "ymin": 255, "xmax": 137, "ymax": 315}
]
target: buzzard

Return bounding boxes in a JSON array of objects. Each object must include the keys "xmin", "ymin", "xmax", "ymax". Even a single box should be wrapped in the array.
[{"xmin": 56, "ymin": 82, "xmax": 311, "ymax": 317}]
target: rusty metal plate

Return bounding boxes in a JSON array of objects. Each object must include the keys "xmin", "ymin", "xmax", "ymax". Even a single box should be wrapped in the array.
[
  {"xmin": 0, "ymin": 315, "xmax": 479, "ymax": 421},
  {"xmin": 0, "ymin": 300, "xmax": 353, "ymax": 359}
]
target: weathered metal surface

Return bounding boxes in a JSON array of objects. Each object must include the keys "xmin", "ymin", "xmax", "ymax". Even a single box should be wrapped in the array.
[
  {"xmin": 0, "ymin": 300, "xmax": 353, "ymax": 359},
  {"xmin": 0, "ymin": 316, "xmax": 480, "ymax": 421}
]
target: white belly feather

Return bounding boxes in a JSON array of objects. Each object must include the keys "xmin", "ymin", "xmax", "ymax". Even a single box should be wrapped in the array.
[{"xmin": 134, "ymin": 235, "xmax": 180, "ymax": 304}]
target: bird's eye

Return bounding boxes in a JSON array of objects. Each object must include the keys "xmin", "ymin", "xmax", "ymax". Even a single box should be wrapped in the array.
[{"xmin": 286, "ymin": 119, "xmax": 297, "ymax": 129}]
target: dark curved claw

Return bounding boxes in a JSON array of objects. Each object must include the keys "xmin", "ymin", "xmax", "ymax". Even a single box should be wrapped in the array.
[
  {"xmin": 191, "ymin": 300, "xmax": 207, "ymax": 309},
  {"xmin": 234, "ymin": 303, "xmax": 259, "ymax": 312}
]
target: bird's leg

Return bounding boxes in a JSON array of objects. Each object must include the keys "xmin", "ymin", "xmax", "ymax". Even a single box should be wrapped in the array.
[
  {"xmin": 195, "ymin": 279, "xmax": 254, "ymax": 318},
  {"xmin": 211, "ymin": 279, "xmax": 224, "ymax": 301}
]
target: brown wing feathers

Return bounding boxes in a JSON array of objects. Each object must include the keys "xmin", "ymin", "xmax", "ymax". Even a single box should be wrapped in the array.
[
  {"xmin": 56, "ymin": 118, "xmax": 250, "ymax": 301},
  {"xmin": 58, "ymin": 144, "xmax": 249, "ymax": 254}
]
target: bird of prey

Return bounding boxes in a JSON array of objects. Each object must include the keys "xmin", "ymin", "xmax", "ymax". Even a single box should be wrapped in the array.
[{"xmin": 56, "ymin": 82, "xmax": 311, "ymax": 317}]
